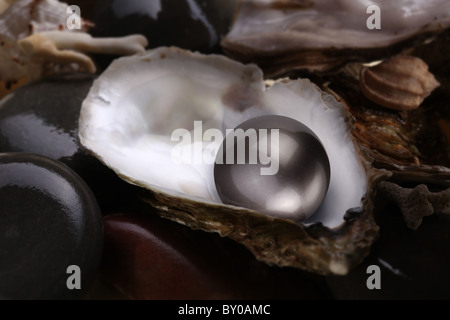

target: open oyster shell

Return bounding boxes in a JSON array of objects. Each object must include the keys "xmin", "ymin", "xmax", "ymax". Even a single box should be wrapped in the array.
[
  {"xmin": 221, "ymin": 0, "xmax": 450, "ymax": 77},
  {"xmin": 79, "ymin": 47, "xmax": 389, "ymax": 275}
]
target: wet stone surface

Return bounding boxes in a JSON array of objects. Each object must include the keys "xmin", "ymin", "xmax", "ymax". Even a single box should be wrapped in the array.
[
  {"xmin": 0, "ymin": 153, "xmax": 103, "ymax": 299},
  {"xmin": 0, "ymin": 73, "xmax": 139, "ymax": 213}
]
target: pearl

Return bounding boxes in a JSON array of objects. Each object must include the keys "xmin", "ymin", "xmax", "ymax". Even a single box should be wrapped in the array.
[{"xmin": 214, "ymin": 115, "xmax": 330, "ymax": 222}]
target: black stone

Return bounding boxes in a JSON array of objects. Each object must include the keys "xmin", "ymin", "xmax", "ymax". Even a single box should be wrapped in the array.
[
  {"xmin": 0, "ymin": 73, "xmax": 139, "ymax": 213},
  {"xmin": 0, "ymin": 153, "xmax": 103, "ymax": 299},
  {"xmin": 88, "ymin": 0, "xmax": 239, "ymax": 70}
]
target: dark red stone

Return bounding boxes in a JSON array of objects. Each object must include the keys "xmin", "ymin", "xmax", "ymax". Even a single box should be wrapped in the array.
[{"xmin": 101, "ymin": 209, "xmax": 330, "ymax": 300}]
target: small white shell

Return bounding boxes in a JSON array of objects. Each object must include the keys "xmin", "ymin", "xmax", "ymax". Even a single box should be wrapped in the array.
[
  {"xmin": 0, "ymin": 0, "xmax": 147, "ymax": 95},
  {"xmin": 0, "ymin": 0, "xmax": 79, "ymax": 82}
]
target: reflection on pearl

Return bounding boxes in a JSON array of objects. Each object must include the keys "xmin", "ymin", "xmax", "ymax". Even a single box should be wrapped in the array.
[
  {"xmin": 214, "ymin": 115, "xmax": 331, "ymax": 222},
  {"xmin": 265, "ymin": 187, "xmax": 302, "ymax": 213}
]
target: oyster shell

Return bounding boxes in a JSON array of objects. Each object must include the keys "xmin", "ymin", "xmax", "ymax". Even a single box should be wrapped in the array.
[
  {"xmin": 79, "ymin": 47, "xmax": 388, "ymax": 275},
  {"xmin": 221, "ymin": 0, "xmax": 450, "ymax": 77},
  {"xmin": 322, "ymin": 31, "xmax": 450, "ymax": 229}
]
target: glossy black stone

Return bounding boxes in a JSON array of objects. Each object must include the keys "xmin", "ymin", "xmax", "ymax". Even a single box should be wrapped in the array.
[
  {"xmin": 214, "ymin": 115, "xmax": 331, "ymax": 222},
  {"xmin": 0, "ymin": 73, "xmax": 93, "ymax": 163},
  {"xmin": 89, "ymin": 0, "xmax": 239, "ymax": 54},
  {"xmin": 0, "ymin": 73, "xmax": 139, "ymax": 213},
  {"xmin": 0, "ymin": 153, "xmax": 103, "ymax": 299}
]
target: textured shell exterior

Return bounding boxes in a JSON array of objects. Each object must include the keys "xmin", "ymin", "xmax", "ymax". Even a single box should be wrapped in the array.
[
  {"xmin": 360, "ymin": 56, "xmax": 440, "ymax": 111},
  {"xmin": 221, "ymin": 0, "xmax": 450, "ymax": 76},
  {"xmin": 323, "ymin": 31, "xmax": 450, "ymax": 230}
]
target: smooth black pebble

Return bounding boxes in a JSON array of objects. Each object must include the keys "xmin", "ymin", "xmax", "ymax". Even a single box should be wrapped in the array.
[
  {"xmin": 0, "ymin": 153, "xmax": 103, "ymax": 299},
  {"xmin": 0, "ymin": 73, "xmax": 139, "ymax": 213}
]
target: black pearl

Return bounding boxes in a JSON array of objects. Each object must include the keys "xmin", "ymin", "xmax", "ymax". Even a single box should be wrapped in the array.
[
  {"xmin": 0, "ymin": 153, "xmax": 103, "ymax": 299},
  {"xmin": 214, "ymin": 115, "xmax": 331, "ymax": 222}
]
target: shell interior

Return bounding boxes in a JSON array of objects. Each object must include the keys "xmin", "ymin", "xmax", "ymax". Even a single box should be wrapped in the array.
[{"xmin": 79, "ymin": 47, "xmax": 367, "ymax": 229}]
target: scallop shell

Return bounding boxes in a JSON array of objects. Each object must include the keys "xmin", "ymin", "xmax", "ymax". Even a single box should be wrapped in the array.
[{"xmin": 359, "ymin": 56, "xmax": 440, "ymax": 111}]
